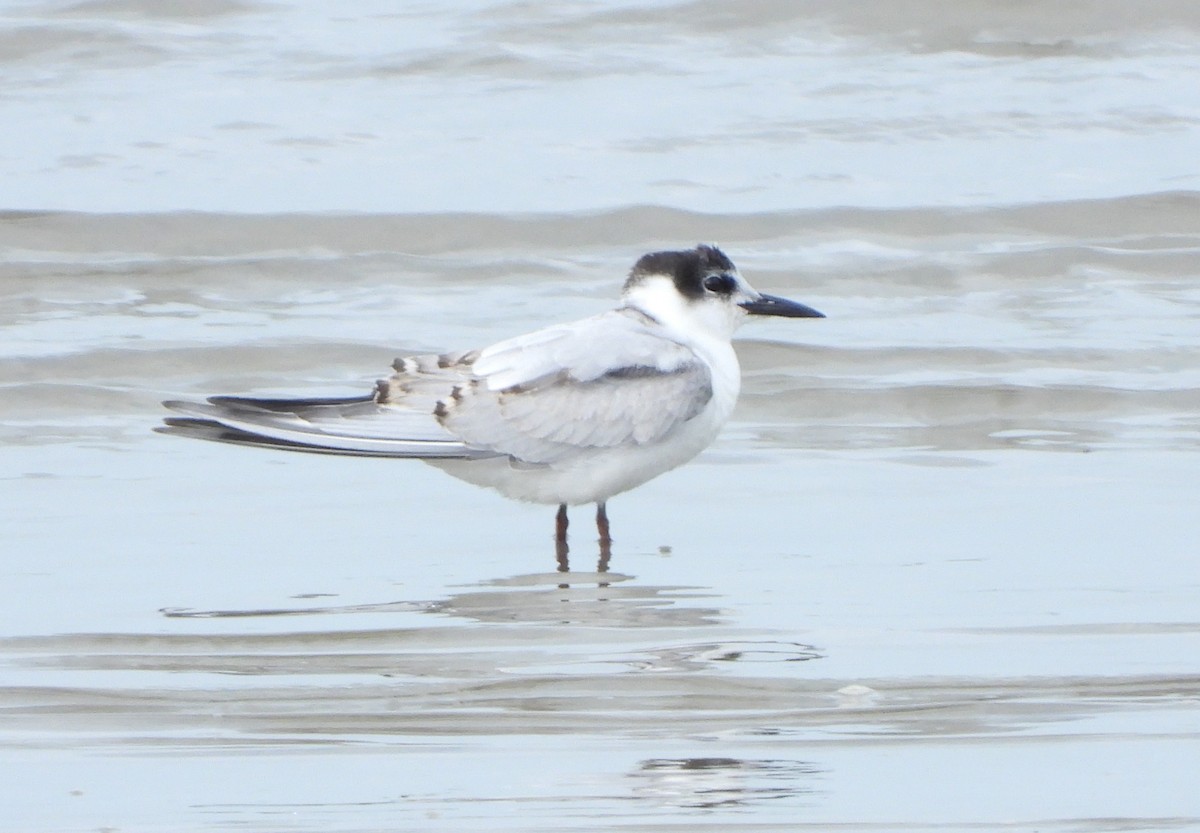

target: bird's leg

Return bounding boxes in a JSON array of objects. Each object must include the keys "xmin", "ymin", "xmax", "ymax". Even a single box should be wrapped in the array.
[
  {"xmin": 596, "ymin": 501, "xmax": 611, "ymax": 573},
  {"xmin": 555, "ymin": 503, "xmax": 570, "ymax": 573}
]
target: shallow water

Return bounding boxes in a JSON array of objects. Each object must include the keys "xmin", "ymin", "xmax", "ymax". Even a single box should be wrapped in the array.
[{"xmin": 3, "ymin": 2, "xmax": 1200, "ymax": 832}]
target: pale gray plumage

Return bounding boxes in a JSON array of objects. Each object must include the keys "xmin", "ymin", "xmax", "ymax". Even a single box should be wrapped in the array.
[
  {"xmin": 432, "ymin": 308, "xmax": 713, "ymax": 465},
  {"xmin": 160, "ymin": 244, "xmax": 824, "ymax": 561}
]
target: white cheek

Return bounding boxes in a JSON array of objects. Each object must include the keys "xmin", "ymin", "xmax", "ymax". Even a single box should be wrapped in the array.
[
  {"xmin": 693, "ymin": 301, "xmax": 738, "ymax": 339},
  {"xmin": 623, "ymin": 275, "xmax": 744, "ymax": 342}
]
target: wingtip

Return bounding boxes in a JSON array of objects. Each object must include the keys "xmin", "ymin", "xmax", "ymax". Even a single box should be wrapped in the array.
[{"xmin": 162, "ymin": 399, "xmax": 219, "ymax": 419}]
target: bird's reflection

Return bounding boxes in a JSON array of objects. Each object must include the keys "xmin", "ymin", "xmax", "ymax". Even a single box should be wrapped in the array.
[
  {"xmin": 158, "ymin": 569, "xmax": 719, "ymax": 628},
  {"xmin": 631, "ymin": 757, "xmax": 822, "ymax": 809},
  {"xmin": 423, "ymin": 572, "xmax": 718, "ymax": 627}
]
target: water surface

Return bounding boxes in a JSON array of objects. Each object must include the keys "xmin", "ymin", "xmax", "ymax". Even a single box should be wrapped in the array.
[{"xmin": 2, "ymin": 2, "xmax": 1199, "ymax": 832}]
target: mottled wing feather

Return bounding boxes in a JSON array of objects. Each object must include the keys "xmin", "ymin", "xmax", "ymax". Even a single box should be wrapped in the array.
[
  {"xmin": 376, "ymin": 349, "xmax": 476, "ymax": 408},
  {"xmin": 434, "ymin": 309, "xmax": 714, "ymax": 464}
]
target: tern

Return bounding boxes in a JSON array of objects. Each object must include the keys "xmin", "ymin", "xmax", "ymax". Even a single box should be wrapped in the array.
[{"xmin": 160, "ymin": 244, "xmax": 823, "ymax": 568}]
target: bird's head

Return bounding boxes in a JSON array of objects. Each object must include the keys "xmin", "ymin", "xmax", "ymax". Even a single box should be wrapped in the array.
[{"xmin": 621, "ymin": 244, "xmax": 823, "ymax": 342}]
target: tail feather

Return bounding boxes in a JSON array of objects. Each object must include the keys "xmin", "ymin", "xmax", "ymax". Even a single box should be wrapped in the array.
[
  {"xmin": 207, "ymin": 393, "xmax": 377, "ymax": 411},
  {"xmin": 156, "ymin": 417, "xmax": 442, "ymax": 458},
  {"xmin": 160, "ymin": 395, "xmax": 493, "ymax": 459}
]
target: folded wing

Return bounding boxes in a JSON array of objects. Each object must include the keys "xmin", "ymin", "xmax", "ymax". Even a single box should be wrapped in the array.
[
  {"xmin": 160, "ymin": 308, "xmax": 713, "ymax": 465},
  {"xmin": 431, "ymin": 308, "xmax": 714, "ymax": 464}
]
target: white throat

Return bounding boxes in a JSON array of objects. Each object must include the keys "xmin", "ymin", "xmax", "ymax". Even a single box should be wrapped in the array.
[
  {"xmin": 621, "ymin": 275, "xmax": 744, "ymax": 419},
  {"xmin": 622, "ymin": 275, "xmax": 746, "ymax": 347}
]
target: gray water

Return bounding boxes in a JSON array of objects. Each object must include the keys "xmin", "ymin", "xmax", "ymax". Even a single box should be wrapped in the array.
[{"xmin": 2, "ymin": 3, "xmax": 1200, "ymax": 832}]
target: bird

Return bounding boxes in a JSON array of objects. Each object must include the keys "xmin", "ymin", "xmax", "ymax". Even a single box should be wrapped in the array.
[{"xmin": 159, "ymin": 244, "xmax": 823, "ymax": 570}]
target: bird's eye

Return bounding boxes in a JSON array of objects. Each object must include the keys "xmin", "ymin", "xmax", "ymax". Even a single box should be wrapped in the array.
[{"xmin": 703, "ymin": 274, "xmax": 736, "ymax": 294}]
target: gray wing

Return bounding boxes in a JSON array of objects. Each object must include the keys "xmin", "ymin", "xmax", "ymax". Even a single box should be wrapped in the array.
[
  {"xmin": 433, "ymin": 308, "xmax": 714, "ymax": 464},
  {"xmin": 159, "ymin": 309, "xmax": 712, "ymax": 464}
]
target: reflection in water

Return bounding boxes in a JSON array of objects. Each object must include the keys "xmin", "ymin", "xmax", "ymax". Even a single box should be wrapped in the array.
[
  {"xmin": 159, "ymin": 570, "xmax": 720, "ymax": 627},
  {"xmin": 0, "ymin": 565, "xmax": 826, "ymax": 746},
  {"xmin": 623, "ymin": 641, "xmax": 822, "ymax": 672},
  {"xmin": 632, "ymin": 757, "xmax": 822, "ymax": 809},
  {"xmin": 161, "ymin": 599, "xmax": 432, "ymax": 619},
  {"xmin": 429, "ymin": 572, "xmax": 719, "ymax": 627},
  {"xmin": 5, "ymin": 571, "xmax": 1198, "ymax": 767},
  {"xmin": 0, "ymin": 570, "xmax": 736, "ymax": 683}
]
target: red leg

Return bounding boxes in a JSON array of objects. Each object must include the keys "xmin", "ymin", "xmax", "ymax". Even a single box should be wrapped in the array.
[
  {"xmin": 596, "ymin": 502, "xmax": 611, "ymax": 573},
  {"xmin": 555, "ymin": 503, "xmax": 569, "ymax": 573}
]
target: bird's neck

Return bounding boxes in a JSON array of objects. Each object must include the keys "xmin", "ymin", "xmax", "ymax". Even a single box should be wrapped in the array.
[
  {"xmin": 622, "ymin": 277, "xmax": 743, "ymax": 346},
  {"xmin": 621, "ymin": 278, "xmax": 742, "ymax": 407}
]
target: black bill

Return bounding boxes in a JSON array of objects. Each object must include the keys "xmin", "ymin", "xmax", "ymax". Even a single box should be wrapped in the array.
[{"xmin": 740, "ymin": 293, "xmax": 825, "ymax": 318}]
